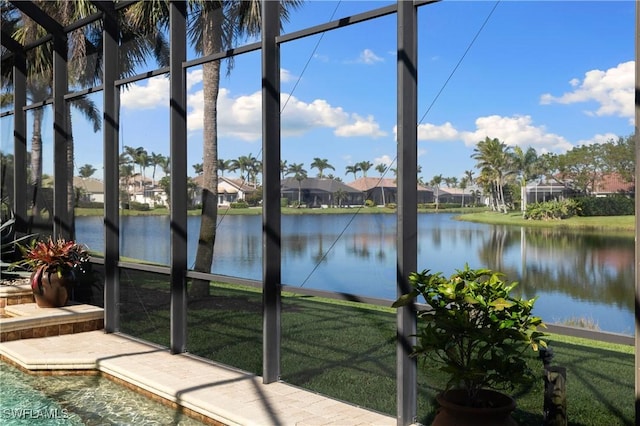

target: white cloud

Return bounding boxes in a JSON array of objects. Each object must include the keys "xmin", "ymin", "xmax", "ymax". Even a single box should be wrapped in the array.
[
  {"xmin": 417, "ymin": 122, "xmax": 459, "ymax": 141},
  {"xmin": 374, "ymin": 155, "xmax": 394, "ymax": 167},
  {"xmin": 575, "ymin": 132, "xmax": 619, "ymax": 147},
  {"xmin": 459, "ymin": 115, "xmax": 573, "ymax": 153},
  {"xmin": 186, "ymin": 69, "xmax": 203, "ymax": 90},
  {"xmin": 120, "ymin": 69, "xmax": 203, "ymax": 110},
  {"xmin": 187, "ymin": 89, "xmax": 386, "ymax": 141},
  {"xmin": 120, "ymin": 76, "xmax": 169, "ymax": 110},
  {"xmin": 281, "ymin": 68, "xmax": 295, "ymax": 83},
  {"xmin": 415, "ymin": 115, "xmax": 574, "ymax": 154},
  {"xmin": 118, "ymin": 67, "xmax": 385, "ymax": 141},
  {"xmin": 540, "ymin": 61, "xmax": 633, "ymax": 120},
  {"xmin": 358, "ymin": 49, "xmax": 383, "ymax": 65},
  {"xmin": 335, "ymin": 114, "xmax": 387, "ymax": 138}
]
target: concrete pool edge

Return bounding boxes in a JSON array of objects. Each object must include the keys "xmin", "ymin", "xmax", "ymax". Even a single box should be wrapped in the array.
[
  {"xmin": 0, "ymin": 302, "xmax": 104, "ymax": 342},
  {"xmin": 0, "ymin": 331, "xmax": 396, "ymax": 426}
]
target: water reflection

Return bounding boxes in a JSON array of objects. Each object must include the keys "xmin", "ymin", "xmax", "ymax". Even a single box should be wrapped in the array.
[{"xmin": 76, "ymin": 213, "xmax": 634, "ymax": 334}]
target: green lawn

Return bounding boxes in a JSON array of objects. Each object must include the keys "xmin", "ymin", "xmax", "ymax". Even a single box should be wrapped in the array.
[
  {"xmin": 455, "ymin": 211, "xmax": 635, "ymax": 233},
  {"xmin": 118, "ymin": 277, "xmax": 635, "ymax": 426}
]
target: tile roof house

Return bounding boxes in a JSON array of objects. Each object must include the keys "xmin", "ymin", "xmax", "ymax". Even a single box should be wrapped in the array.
[
  {"xmin": 592, "ymin": 173, "xmax": 634, "ymax": 196},
  {"xmin": 347, "ymin": 177, "xmax": 433, "ymax": 205},
  {"xmin": 281, "ymin": 177, "xmax": 363, "ymax": 207},
  {"xmin": 192, "ymin": 176, "xmax": 257, "ymax": 206},
  {"xmin": 435, "ymin": 186, "xmax": 476, "ymax": 206},
  {"xmin": 525, "ymin": 173, "xmax": 633, "ymax": 204},
  {"xmin": 73, "ymin": 177, "xmax": 104, "ymax": 203}
]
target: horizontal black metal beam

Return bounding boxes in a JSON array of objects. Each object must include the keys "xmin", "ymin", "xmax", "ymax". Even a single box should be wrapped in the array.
[
  {"xmin": 10, "ymin": 0, "xmax": 64, "ymax": 39},
  {"xmin": 1, "ymin": 29, "xmax": 22, "ymax": 52}
]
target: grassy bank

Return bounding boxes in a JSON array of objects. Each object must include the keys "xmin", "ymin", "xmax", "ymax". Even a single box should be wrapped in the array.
[
  {"xmin": 118, "ymin": 276, "xmax": 634, "ymax": 426},
  {"xmin": 455, "ymin": 211, "xmax": 635, "ymax": 233}
]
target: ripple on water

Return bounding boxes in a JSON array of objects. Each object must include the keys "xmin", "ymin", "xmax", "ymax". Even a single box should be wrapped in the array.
[{"xmin": 0, "ymin": 361, "xmax": 207, "ymax": 425}]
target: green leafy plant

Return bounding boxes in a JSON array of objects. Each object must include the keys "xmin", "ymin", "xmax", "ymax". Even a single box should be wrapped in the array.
[
  {"xmin": 393, "ymin": 264, "xmax": 546, "ymax": 407},
  {"xmin": 1, "ymin": 199, "xmax": 35, "ymax": 263},
  {"xmin": 525, "ymin": 199, "xmax": 580, "ymax": 220},
  {"xmin": 1, "ymin": 217, "xmax": 34, "ymax": 261},
  {"xmin": 17, "ymin": 238, "xmax": 89, "ymax": 276},
  {"xmin": 13, "ymin": 238, "xmax": 91, "ymax": 294}
]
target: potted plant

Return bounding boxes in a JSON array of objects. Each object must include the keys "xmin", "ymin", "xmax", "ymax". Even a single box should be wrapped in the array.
[
  {"xmin": 14, "ymin": 237, "xmax": 91, "ymax": 308},
  {"xmin": 393, "ymin": 264, "xmax": 546, "ymax": 426}
]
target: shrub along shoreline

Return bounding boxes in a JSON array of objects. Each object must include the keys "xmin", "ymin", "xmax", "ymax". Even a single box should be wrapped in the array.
[{"xmin": 455, "ymin": 211, "xmax": 635, "ymax": 233}]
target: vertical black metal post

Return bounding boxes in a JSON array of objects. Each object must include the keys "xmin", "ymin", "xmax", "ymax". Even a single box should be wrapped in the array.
[
  {"xmin": 262, "ymin": 0, "xmax": 282, "ymax": 384},
  {"xmin": 52, "ymin": 33, "xmax": 69, "ymax": 240},
  {"xmin": 101, "ymin": 2, "xmax": 120, "ymax": 332},
  {"xmin": 169, "ymin": 0, "xmax": 188, "ymax": 354},
  {"xmin": 396, "ymin": 1, "xmax": 418, "ymax": 424},
  {"xmin": 13, "ymin": 48, "xmax": 27, "ymax": 234},
  {"xmin": 634, "ymin": 0, "xmax": 640, "ymax": 419}
]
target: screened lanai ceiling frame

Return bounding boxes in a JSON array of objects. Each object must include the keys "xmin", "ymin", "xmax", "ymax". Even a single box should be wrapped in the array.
[{"xmin": 2, "ymin": 1, "xmax": 639, "ymax": 424}]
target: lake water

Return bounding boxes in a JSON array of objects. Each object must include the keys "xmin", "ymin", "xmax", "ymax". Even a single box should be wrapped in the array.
[{"xmin": 76, "ymin": 213, "xmax": 634, "ymax": 336}]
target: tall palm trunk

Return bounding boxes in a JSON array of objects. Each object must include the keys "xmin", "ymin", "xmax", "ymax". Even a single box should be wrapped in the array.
[
  {"xmin": 66, "ymin": 105, "xmax": 75, "ymax": 239},
  {"xmin": 191, "ymin": 8, "xmax": 223, "ymax": 298},
  {"xmin": 30, "ymin": 108, "xmax": 43, "ymax": 218},
  {"xmin": 520, "ymin": 181, "xmax": 527, "ymax": 218}
]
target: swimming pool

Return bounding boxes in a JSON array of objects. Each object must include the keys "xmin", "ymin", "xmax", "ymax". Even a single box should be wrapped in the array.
[{"xmin": 0, "ymin": 360, "xmax": 206, "ymax": 425}]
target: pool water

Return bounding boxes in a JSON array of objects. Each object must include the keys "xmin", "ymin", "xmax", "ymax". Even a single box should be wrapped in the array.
[{"xmin": 0, "ymin": 360, "xmax": 206, "ymax": 425}]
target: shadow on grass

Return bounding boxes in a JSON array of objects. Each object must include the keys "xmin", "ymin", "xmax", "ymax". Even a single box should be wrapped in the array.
[{"xmin": 116, "ymin": 277, "xmax": 635, "ymax": 424}]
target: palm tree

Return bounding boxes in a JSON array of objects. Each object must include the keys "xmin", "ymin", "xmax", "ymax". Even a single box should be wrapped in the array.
[
  {"xmin": 76, "ymin": 163, "xmax": 97, "ymax": 206},
  {"xmin": 287, "ymin": 163, "xmax": 307, "ymax": 206},
  {"xmin": 333, "ymin": 189, "xmax": 347, "ymax": 208},
  {"xmin": 137, "ymin": 150, "xmax": 150, "ymax": 188},
  {"xmin": 4, "ymin": 0, "xmax": 165, "ymax": 234},
  {"xmin": 217, "ymin": 159, "xmax": 233, "ymax": 177},
  {"xmin": 119, "ymin": 163, "xmax": 135, "ymax": 204},
  {"xmin": 345, "ymin": 164, "xmax": 361, "ymax": 181},
  {"xmin": 459, "ymin": 177, "xmax": 468, "ymax": 207},
  {"xmin": 172, "ymin": 1, "xmax": 301, "ymax": 297},
  {"xmin": 310, "ymin": 157, "xmax": 334, "ymax": 179},
  {"xmin": 280, "ymin": 160, "xmax": 289, "ymax": 180},
  {"xmin": 358, "ymin": 161, "xmax": 373, "ymax": 178},
  {"xmin": 247, "ymin": 154, "xmax": 261, "ymax": 188},
  {"xmin": 512, "ymin": 146, "xmax": 539, "ymax": 216},
  {"xmin": 193, "ymin": 163, "xmax": 204, "ymax": 175},
  {"xmin": 430, "ymin": 174, "xmax": 443, "ymax": 211},
  {"xmin": 78, "ymin": 164, "xmax": 96, "ymax": 179},
  {"xmin": 231, "ymin": 154, "xmax": 257, "ymax": 184},
  {"xmin": 472, "ymin": 137, "xmax": 513, "ymax": 213},
  {"xmin": 464, "ymin": 169, "xmax": 475, "ymax": 185},
  {"xmin": 159, "ymin": 156, "xmax": 171, "ymax": 176},
  {"xmin": 186, "ymin": 177, "xmax": 199, "ymax": 208},
  {"xmin": 2, "ymin": 53, "xmax": 100, "ymax": 222},
  {"xmin": 124, "ymin": 146, "xmax": 147, "ymax": 190},
  {"xmin": 375, "ymin": 163, "xmax": 387, "ymax": 206},
  {"xmin": 150, "ymin": 152, "xmax": 166, "ymax": 184}
]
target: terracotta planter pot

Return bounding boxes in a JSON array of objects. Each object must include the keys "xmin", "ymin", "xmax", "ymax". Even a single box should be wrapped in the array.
[
  {"xmin": 432, "ymin": 389, "xmax": 517, "ymax": 426},
  {"xmin": 31, "ymin": 270, "xmax": 74, "ymax": 308}
]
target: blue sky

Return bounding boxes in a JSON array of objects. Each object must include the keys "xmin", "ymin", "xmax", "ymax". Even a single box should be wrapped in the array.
[{"xmin": 28, "ymin": 0, "xmax": 635, "ymax": 183}]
